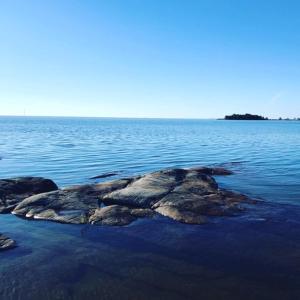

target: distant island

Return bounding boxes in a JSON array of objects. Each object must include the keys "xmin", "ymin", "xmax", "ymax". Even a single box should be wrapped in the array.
[{"xmin": 224, "ymin": 114, "xmax": 268, "ymax": 120}]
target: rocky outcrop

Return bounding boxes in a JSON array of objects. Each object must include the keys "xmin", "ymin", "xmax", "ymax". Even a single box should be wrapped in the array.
[
  {"xmin": 0, "ymin": 177, "xmax": 58, "ymax": 213},
  {"xmin": 151, "ymin": 171, "xmax": 248, "ymax": 223},
  {"xmin": 0, "ymin": 234, "xmax": 16, "ymax": 251},
  {"xmin": 6, "ymin": 167, "xmax": 254, "ymax": 226},
  {"xmin": 12, "ymin": 179, "xmax": 131, "ymax": 224}
]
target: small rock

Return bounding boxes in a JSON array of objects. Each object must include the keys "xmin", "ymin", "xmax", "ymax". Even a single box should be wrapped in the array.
[
  {"xmin": 0, "ymin": 234, "xmax": 16, "ymax": 251},
  {"xmin": 0, "ymin": 177, "xmax": 58, "ymax": 213},
  {"xmin": 90, "ymin": 172, "xmax": 120, "ymax": 180},
  {"xmin": 189, "ymin": 167, "xmax": 233, "ymax": 176}
]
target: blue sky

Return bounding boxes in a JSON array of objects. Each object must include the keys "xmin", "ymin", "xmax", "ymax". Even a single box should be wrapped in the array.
[{"xmin": 0, "ymin": 0, "xmax": 299, "ymax": 118}]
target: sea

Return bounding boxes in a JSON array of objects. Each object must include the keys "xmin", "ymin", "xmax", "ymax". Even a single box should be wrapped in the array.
[{"xmin": 0, "ymin": 117, "xmax": 299, "ymax": 300}]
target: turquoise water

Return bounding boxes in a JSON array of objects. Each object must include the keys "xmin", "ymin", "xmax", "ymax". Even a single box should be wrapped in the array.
[{"xmin": 0, "ymin": 117, "xmax": 299, "ymax": 299}]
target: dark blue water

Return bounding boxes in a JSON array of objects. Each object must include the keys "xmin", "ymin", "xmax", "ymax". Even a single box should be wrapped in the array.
[{"xmin": 0, "ymin": 117, "xmax": 299, "ymax": 300}]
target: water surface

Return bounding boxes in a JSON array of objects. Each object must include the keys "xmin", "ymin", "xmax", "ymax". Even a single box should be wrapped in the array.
[
  {"xmin": 0, "ymin": 117, "xmax": 299, "ymax": 204},
  {"xmin": 0, "ymin": 117, "xmax": 299, "ymax": 299}
]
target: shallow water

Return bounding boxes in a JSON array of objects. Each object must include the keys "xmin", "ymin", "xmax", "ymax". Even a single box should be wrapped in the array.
[
  {"xmin": 0, "ymin": 117, "xmax": 299, "ymax": 299},
  {"xmin": 1, "ymin": 203, "xmax": 299, "ymax": 300}
]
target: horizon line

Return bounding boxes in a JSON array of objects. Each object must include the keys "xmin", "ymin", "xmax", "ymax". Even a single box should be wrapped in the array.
[
  {"xmin": 0, "ymin": 114, "xmax": 298, "ymax": 120},
  {"xmin": 0, "ymin": 114, "xmax": 220, "ymax": 120}
]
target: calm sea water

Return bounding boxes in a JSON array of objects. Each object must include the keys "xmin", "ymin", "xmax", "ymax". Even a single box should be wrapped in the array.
[
  {"xmin": 0, "ymin": 116, "xmax": 299, "ymax": 204},
  {"xmin": 0, "ymin": 117, "xmax": 299, "ymax": 300}
]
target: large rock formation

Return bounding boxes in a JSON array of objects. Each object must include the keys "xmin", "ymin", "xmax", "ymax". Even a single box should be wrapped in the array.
[
  {"xmin": 12, "ymin": 179, "xmax": 131, "ymax": 224},
  {"xmin": 9, "ymin": 167, "xmax": 253, "ymax": 226},
  {"xmin": 0, "ymin": 234, "xmax": 16, "ymax": 251},
  {"xmin": 0, "ymin": 177, "xmax": 58, "ymax": 213}
]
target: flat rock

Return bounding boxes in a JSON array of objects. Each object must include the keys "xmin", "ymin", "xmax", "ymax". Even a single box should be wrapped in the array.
[
  {"xmin": 11, "ymin": 167, "xmax": 254, "ymax": 225},
  {"xmin": 0, "ymin": 177, "xmax": 58, "ymax": 213},
  {"xmin": 12, "ymin": 179, "xmax": 131, "ymax": 224},
  {"xmin": 103, "ymin": 169, "xmax": 191, "ymax": 208},
  {"xmin": 0, "ymin": 234, "xmax": 16, "ymax": 251}
]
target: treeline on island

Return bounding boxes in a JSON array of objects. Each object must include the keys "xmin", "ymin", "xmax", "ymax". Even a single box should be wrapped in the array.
[
  {"xmin": 224, "ymin": 114, "xmax": 268, "ymax": 120},
  {"xmin": 224, "ymin": 114, "xmax": 300, "ymax": 121}
]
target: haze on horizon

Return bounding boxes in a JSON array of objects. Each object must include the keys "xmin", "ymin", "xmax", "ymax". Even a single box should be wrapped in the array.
[{"xmin": 0, "ymin": 0, "xmax": 299, "ymax": 119}]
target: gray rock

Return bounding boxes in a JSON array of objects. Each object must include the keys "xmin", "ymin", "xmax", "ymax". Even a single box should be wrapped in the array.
[
  {"xmin": 0, "ymin": 234, "xmax": 16, "ymax": 251},
  {"xmin": 155, "ymin": 206, "xmax": 207, "ymax": 224},
  {"xmin": 0, "ymin": 177, "xmax": 58, "ymax": 213},
  {"xmin": 12, "ymin": 179, "xmax": 131, "ymax": 224},
  {"xmin": 89, "ymin": 205, "xmax": 155, "ymax": 226},
  {"xmin": 189, "ymin": 166, "xmax": 233, "ymax": 176},
  {"xmin": 11, "ymin": 167, "xmax": 254, "ymax": 226},
  {"xmin": 102, "ymin": 169, "xmax": 189, "ymax": 208},
  {"xmin": 152, "ymin": 172, "xmax": 248, "ymax": 222}
]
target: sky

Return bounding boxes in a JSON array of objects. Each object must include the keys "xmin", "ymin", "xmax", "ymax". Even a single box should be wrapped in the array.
[{"xmin": 0, "ymin": 0, "xmax": 299, "ymax": 119}]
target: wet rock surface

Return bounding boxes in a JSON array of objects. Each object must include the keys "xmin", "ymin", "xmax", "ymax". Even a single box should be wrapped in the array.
[
  {"xmin": 0, "ymin": 234, "xmax": 16, "ymax": 251},
  {"xmin": 0, "ymin": 167, "xmax": 255, "ymax": 226},
  {"xmin": 0, "ymin": 177, "xmax": 58, "ymax": 213}
]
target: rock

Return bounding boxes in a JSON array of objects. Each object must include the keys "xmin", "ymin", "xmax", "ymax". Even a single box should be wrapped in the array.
[
  {"xmin": 12, "ymin": 179, "xmax": 131, "ymax": 224},
  {"xmin": 155, "ymin": 206, "xmax": 207, "ymax": 224},
  {"xmin": 151, "ymin": 171, "xmax": 242, "ymax": 222},
  {"xmin": 11, "ymin": 166, "xmax": 254, "ymax": 226},
  {"xmin": 102, "ymin": 169, "xmax": 189, "ymax": 208},
  {"xmin": 0, "ymin": 234, "xmax": 16, "ymax": 251},
  {"xmin": 0, "ymin": 177, "xmax": 58, "ymax": 213},
  {"xmin": 90, "ymin": 172, "xmax": 120, "ymax": 179},
  {"xmin": 89, "ymin": 205, "xmax": 155, "ymax": 226},
  {"xmin": 189, "ymin": 167, "xmax": 233, "ymax": 176}
]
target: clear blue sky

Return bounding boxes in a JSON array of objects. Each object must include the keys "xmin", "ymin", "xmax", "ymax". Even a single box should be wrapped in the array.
[{"xmin": 1, "ymin": 0, "xmax": 299, "ymax": 118}]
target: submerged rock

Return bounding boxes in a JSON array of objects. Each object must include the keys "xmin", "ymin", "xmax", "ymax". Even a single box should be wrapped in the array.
[
  {"xmin": 10, "ymin": 167, "xmax": 255, "ymax": 226},
  {"xmin": 189, "ymin": 166, "xmax": 233, "ymax": 176},
  {"xmin": 89, "ymin": 172, "xmax": 120, "ymax": 179},
  {"xmin": 0, "ymin": 177, "xmax": 58, "ymax": 213},
  {"xmin": 0, "ymin": 234, "xmax": 16, "ymax": 251}
]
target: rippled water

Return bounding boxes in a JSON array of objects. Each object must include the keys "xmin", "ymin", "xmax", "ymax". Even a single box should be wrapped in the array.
[
  {"xmin": 0, "ymin": 116, "xmax": 299, "ymax": 204},
  {"xmin": 0, "ymin": 117, "xmax": 299, "ymax": 300}
]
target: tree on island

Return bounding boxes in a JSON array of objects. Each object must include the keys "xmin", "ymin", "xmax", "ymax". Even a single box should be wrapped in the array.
[{"xmin": 224, "ymin": 113, "xmax": 268, "ymax": 120}]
